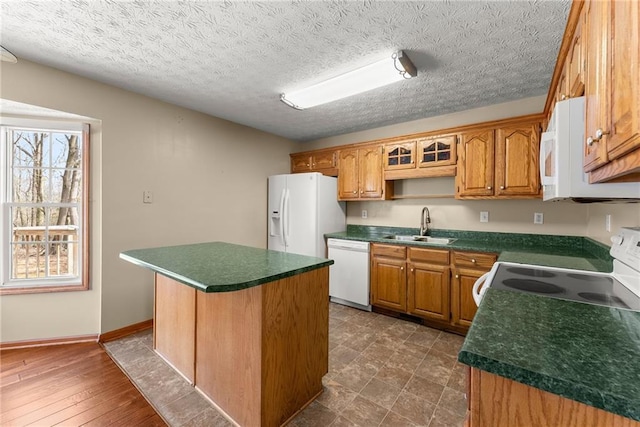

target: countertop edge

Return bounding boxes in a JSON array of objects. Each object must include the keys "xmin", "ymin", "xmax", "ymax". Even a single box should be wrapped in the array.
[
  {"xmin": 457, "ymin": 350, "xmax": 640, "ymax": 422},
  {"xmin": 119, "ymin": 252, "xmax": 333, "ymax": 293}
]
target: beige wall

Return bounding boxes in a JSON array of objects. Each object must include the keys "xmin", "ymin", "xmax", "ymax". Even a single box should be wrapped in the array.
[
  {"xmin": 586, "ymin": 203, "xmax": 640, "ymax": 244},
  {"xmin": 1, "ymin": 60, "xmax": 296, "ymax": 342}
]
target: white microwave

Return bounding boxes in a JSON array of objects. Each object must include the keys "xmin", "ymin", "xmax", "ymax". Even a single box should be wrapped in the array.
[{"xmin": 540, "ymin": 96, "xmax": 640, "ymax": 202}]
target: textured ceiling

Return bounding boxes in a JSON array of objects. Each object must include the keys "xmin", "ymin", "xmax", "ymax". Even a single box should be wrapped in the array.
[{"xmin": 0, "ymin": 1, "xmax": 570, "ymax": 142}]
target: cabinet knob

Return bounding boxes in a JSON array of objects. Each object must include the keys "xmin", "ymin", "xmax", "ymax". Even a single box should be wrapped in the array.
[
  {"xmin": 595, "ymin": 128, "xmax": 609, "ymax": 140},
  {"xmin": 360, "ymin": 190, "xmax": 364, "ymax": 194},
  {"xmin": 455, "ymin": 274, "xmax": 459, "ymax": 279},
  {"xmin": 306, "ymin": 163, "xmax": 310, "ymax": 167},
  {"xmin": 560, "ymin": 94, "xmax": 567, "ymax": 100},
  {"xmin": 500, "ymin": 185, "xmax": 505, "ymax": 190},
  {"xmin": 353, "ymin": 190, "xmax": 357, "ymax": 194},
  {"xmin": 487, "ymin": 186, "xmax": 492, "ymax": 190},
  {"xmin": 471, "ymin": 259, "xmax": 477, "ymax": 263},
  {"xmin": 312, "ymin": 163, "xmax": 316, "ymax": 167},
  {"xmin": 401, "ymin": 266, "xmax": 404, "ymax": 271},
  {"xmin": 411, "ymin": 268, "xmax": 414, "ymax": 272},
  {"xmin": 586, "ymin": 136, "xmax": 594, "ymax": 147}
]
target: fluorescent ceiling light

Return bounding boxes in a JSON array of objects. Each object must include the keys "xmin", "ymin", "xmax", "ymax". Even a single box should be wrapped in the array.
[
  {"xmin": 1, "ymin": 45, "xmax": 17, "ymax": 63},
  {"xmin": 281, "ymin": 51, "xmax": 417, "ymax": 110}
]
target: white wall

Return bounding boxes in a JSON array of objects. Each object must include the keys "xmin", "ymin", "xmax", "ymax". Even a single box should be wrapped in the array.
[{"xmin": 1, "ymin": 60, "xmax": 297, "ymax": 342}]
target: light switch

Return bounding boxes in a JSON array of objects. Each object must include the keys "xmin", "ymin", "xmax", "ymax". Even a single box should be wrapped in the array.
[{"xmin": 143, "ymin": 190, "xmax": 153, "ymax": 204}]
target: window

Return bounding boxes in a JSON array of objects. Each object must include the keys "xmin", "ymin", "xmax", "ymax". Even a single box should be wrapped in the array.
[{"xmin": 1, "ymin": 120, "xmax": 89, "ymax": 294}]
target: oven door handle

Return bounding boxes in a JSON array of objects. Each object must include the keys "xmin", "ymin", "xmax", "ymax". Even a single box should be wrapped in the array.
[{"xmin": 472, "ymin": 272, "xmax": 491, "ymax": 307}]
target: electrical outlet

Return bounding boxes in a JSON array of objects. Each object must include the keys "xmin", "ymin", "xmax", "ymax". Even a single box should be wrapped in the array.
[
  {"xmin": 605, "ymin": 214, "xmax": 612, "ymax": 232},
  {"xmin": 480, "ymin": 211, "xmax": 489, "ymax": 223},
  {"xmin": 534, "ymin": 212, "xmax": 544, "ymax": 224},
  {"xmin": 361, "ymin": 209, "xmax": 368, "ymax": 219},
  {"xmin": 143, "ymin": 190, "xmax": 153, "ymax": 204}
]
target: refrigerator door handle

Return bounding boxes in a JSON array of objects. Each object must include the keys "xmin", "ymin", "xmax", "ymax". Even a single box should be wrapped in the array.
[
  {"xmin": 278, "ymin": 188, "xmax": 286, "ymax": 246},
  {"xmin": 283, "ymin": 188, "xmax": 291, "ymax": 247}
]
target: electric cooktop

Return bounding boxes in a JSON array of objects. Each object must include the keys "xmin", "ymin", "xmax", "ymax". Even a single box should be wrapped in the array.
[{"xmin": 489, "ymin": 264, "xmax": 640, "ymax": 311}]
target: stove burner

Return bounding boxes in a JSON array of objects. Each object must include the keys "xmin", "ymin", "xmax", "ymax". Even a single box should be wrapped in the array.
[
  {"xmin": 577, "ymin": 292, "xmax": 630, "ymax": 309},
  {"xmin": 567, "ymin": 273, "xmax": 614, "ymax": 283},
  {"xmin": 506, "ymin": 267, "xmax": 556, "ymax": 278},
  {"xmin": 503, "ymin": 279, "xmax": 565, "ymax": 294}
]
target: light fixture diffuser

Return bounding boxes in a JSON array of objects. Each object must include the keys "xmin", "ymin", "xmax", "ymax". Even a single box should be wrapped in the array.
[
  {"xmin": 281, "ymin": 51, "xmax": 417, "ymax": 110},
  {"xmin": 0, "ymin": 45, "xmax": 18, "ymax": 63}
]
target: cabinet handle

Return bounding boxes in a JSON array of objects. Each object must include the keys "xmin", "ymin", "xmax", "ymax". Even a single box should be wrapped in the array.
[{"xmin": 487, "ymin": 186, "xmax": 492, "ymax": 190}]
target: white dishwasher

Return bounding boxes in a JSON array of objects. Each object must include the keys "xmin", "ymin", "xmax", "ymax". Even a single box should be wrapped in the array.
[{"xmin": 327, "ymin": 238, "xmax": 371, "ymax": 311}]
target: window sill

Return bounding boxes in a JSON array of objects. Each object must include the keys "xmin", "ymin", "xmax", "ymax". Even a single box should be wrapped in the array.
[{"xmin": 0, "ymin": 282, "xmax": 89, "ymax": 295}]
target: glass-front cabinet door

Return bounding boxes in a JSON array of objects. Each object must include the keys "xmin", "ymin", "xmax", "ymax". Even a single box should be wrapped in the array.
[
  {"xmin": 384, "ymin": 140, "xmax": 416, "ymax": 170},
  {"xmin": 418, "ymin": 135, "xmax": 457, "ymax": 168}
]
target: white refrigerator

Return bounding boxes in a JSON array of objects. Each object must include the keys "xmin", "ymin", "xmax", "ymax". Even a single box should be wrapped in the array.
[{"xmin": 268, "ymin": 172, "xmax": 346, "ymax": 257}]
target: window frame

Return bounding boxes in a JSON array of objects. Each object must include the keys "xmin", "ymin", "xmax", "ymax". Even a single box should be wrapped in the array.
[{"xmin": 0, "ymin": 119, "xmax": 90, "ymax": 295}]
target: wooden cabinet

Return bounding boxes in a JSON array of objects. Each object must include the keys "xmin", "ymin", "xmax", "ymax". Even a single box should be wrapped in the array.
[
  {"xmin": 384, "ymin": 140, "xmax": 416, "ymax": 170},
  {"xmin": 418, "ymin": 134, "xmax": 457, "ymax": 169},
  {"xmin": 384, "ymin": 134, "xmax": 458, "ymax": 180},
  {"xmin": 371, "ymin": 244, "xmax": 407, "ymax": 312},
  {"xmin": 457, "ymin": 129, "xmax": 495, "ymax": 197},
  {"xmin": 290, "ymin": 149, "xmax": 338, "ymax": 176},
  {"xmin": 407, "ymin": 247, "xmax": 450, "ymax": 322},
  {"xmin": 583, "ymin": 0, "xmax": 640, "ymax": 182},
  {"xmin": 457, "ymin": 120, "xmax": 541, "ymax": 199},
  {"xmin": 338, "ymin": 145, "xmax": 392, "ymax": 200},
  {"xmin": 451, "ymin": 251, "xmax": 497, "ymax": 328},
  {"xmin": 583, "ymin": 0, "xmax": 610, "ymax": 173},
  {"xmin": 567, "ymin": 15, "xmax": 585, "ymax": 99},
  {"xmin": 371, "ymin": 244, "xmax": 495, "ymax": 331},
  {"xmin": 467, "ymin": 368, "xmax": 640, "ymax": 427},
  {"xmin": 495, "ymin": 123, "xmax": 540, "ymax": 197}
]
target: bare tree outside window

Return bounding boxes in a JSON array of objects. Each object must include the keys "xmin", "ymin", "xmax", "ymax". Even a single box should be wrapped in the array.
[{"xmin": 8, "ymin": 127, "xmax": 83, "ymax": 280}]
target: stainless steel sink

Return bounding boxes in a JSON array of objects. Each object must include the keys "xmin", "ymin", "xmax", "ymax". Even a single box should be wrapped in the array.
[{"xmin": 383, "ymin": 235, "xmax": 457, "ymax": 245}]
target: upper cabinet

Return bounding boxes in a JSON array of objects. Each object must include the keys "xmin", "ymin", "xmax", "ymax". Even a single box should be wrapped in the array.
[
  {"xmin": 457, "ymin": 119, "xmax": 541, "ymax": 199},
  {"xmin": 290, "ymin": 149, "xmax": 338, "ymax": 176},
  {"xmin": 457, "ymin": 129, "xmax": 495, "ymax": 198},
  {"xmin": 384, "ymin": 140, "xmax": 417, "ymax": 170},
  {"xmin": 338, "ymin": 145, "xmax": 393, "ymax": 201},
  {"xmin": 383, "ymin": 134, "xmax": 457, "ymax": 180},
  {"xmin": 548, "ymin": 0, "xmax": 640, "ymax": 182},
  {"xmin": 587, "ymin": 0, "xmax": 640, "ymax": 182}
]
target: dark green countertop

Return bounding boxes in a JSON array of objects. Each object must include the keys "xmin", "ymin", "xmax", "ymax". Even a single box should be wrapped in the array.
[
  {"xmin": 459, "ymin": 289, "xmax": 640, "ymax": 422},
  {"xmin": 326, "ymin": 225, "xmax": 640, "ymax": 420},
  {"xmin": 120, "ymin": 242, "xmax": 333, "ymax": 293},
  {"xmin": 326, "ymin": 225, "xmax": 612, "ymax": 272}
]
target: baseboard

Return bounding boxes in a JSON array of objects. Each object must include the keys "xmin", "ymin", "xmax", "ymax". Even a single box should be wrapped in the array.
[
  {"xmin": 99, "ymin": 319, "xmax": 153, "ymax": 343},
  {"xmin": 0, "ymin": 334, "xmax": 99, "ymax": 350}
]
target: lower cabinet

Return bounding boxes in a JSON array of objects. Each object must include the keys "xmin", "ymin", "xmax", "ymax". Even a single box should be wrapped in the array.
[
  {"xmin": 451, "ymin": 251, "xmax": 497, "ymax": 328},
  {"xmin": 371, "ymin": 243, "xmax": 493, "ymax": 331}
]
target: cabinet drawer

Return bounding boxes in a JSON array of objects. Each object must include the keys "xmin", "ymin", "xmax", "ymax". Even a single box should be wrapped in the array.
[
  {"xmin": 453, "ymin": 251, "xmax": 497, "ymax": 269},
  {"xmin": 408, "ymin": 247, "xmax": 449, "ymax": 265},
  {"xmin": 372, "ymin": 244, "xmax": 407, "ymax": 259}
]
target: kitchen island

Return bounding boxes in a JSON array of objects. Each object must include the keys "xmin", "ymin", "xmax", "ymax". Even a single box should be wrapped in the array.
[{"xmin": 120, "ymin": 242, "xmax": 333, "ymax": 427}]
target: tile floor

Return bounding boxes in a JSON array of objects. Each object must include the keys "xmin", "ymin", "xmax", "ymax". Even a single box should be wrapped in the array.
[{"xmin": 104, "ymin": 303, "xmax": 468, "ymax": 427}]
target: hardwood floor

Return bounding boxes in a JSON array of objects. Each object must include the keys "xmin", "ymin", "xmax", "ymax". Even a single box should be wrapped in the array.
[{"xmin": 0, "ymin": 342, "xmax": 167, "ymax": 426}]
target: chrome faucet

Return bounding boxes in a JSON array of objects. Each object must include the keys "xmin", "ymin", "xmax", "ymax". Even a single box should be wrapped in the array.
[{"xmin": 420, "ymin": 207, "xmax": 431, "ymax": 236}]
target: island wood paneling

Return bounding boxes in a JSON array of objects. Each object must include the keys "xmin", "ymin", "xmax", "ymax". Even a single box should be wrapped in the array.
[
  {"xmin": 470, "ymin": 368, "xmax": 640, "ymax": 427},
  {"xmin": 154, "ymin": 274, "xmax": 196, "ymax": 383},
  {"xmin": 194, "ymin": 267, "xmax": 329, "ymax": 427},
  {"xmin": 262, "ymin": 267, "xmax": 329, "ymax": 426},
  {"xmin": 195, "ymin": 283, "xmax": 263, "ymax": 427}
]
